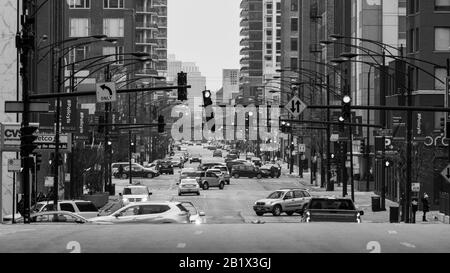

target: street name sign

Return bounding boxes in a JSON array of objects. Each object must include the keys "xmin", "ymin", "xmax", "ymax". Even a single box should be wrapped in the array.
[
  {"xmin": 377, "ymin": 129, "xmax": 393, "ymax": 137},
  {"xmin": 285, "ymin": 96, "xmax": 307, "ymax": 118},
  {"xmin": 440, "ymin": 164, "xmax": 450, "ymax": 184},
  {"xmin": 96, "ymin": 82, "xmax": 117, "ymax": 103},
  {"xmin": 4, "ymin": 101, "xmax": 49, "ymax": 113}
]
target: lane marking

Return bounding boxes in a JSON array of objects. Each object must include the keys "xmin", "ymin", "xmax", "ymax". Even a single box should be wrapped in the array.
[
  {"xmin": 194, "ymin": 230, "xmax": 203, "ymax": 235},
  {"xmin": 388, "ymin": 230, "xmax": 398, "ymax": 235},
  {"xmin": 177, "ymin": 243, "xmax": 186, "ymax": 248},
  {"xmin": 400, "ymin": 242, "xmax": 416, "ymax": 248}
]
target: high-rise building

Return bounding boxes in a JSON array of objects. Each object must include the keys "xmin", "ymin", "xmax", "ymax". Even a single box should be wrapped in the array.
[{"xmin": 222, "ymin": 69, "xmax": 240, "ymax": 104}]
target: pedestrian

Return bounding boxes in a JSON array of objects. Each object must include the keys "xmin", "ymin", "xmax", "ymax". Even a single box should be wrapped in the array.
[
  {"xmin": 118, "ymin": 193, "xmax": 124, "ymax": 207},
  {"xmin": 118, "ymin": 164, "xmax": 124, "ymax": 179},
  {"xmin": 411, "ymin": 197, "xmax": 419, "ymax": 223},
  {"xmin": 421, "ymin": 193, "xmax": 430, "ymax": 222}
]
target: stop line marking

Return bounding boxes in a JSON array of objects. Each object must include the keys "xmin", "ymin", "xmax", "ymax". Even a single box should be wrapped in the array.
[
  {"xmin": 194, "ymin": 230, "xmax": 203, "ymax": 235},
  {"xmin": 177, "ymin": 243, "xmax": 186, "ymax": 248},
  {"xmin": 388, "ymin": 230, "xmax": 398, "ymax": 234},
  {"xmin": 400, "ymin": 242, "xmax": 416, "ymax": 248}
]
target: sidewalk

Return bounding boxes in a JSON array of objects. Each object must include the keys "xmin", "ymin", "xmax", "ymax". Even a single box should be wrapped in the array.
[{"xmin": 279, "ymin": 162, "xmax": 445, "ymax": 224}]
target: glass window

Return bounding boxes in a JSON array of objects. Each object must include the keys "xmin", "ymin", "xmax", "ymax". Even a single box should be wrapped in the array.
[
  {"xmin": 284, "ymin": 191, "xmax": 294, "ymax": 199},
  {"xmin": 290, "ymin": 58, "xmax": 298, "ymax": 70},
  {"xmin": 104, "ymin": 0, "xmax": 125, "ymax": 8},
  {"xmin": 293, "ymin": 191, "xmax": 304, "ymax": 198},
  {"xmin": 435, "ymin": 68, "xmax": 448, "ymax": 90},
  {"xmin": 103, "ymin": 46, "xmax": 124, "ymax": 65},
  {"xmin": 435, "ymin": 27, "xmax": 450, "ymax": 51},
  {"xmin": 436, "ymin": 0, "xmax": 450, "ymax": 11},
  {"xmin": 69, "ymin": 18, "xmax": 90, "ymax": 37},
  {"xmin": 68, "ymin": 46, "xmax": 89, "ymax": 64},
  {"xmin": 291, "ymin": 0, "xmax": 298, "ymax": 11},
  {"xmin": 140, "ymin": 205, "xmax": 170, "ymax": 214},
  {"xmin": 32, "ymin": 213, "xmax": 81, "ymax": 223},
  {"xmin": 69, "ymin": 0, "xmax": 90, "ymax": 9},
  {"xmin": 119, "ymin": 206, "xmax": 140, "ymax": 216},
  {"xmin": 291, "ymin": 18, "xmax": 298, "ymax": 32},
  {"xmin": 290, "ymin": 38, "xmax": 298, "ymax": 51},
  {"xmin": 103, "ymin": 18, "xmax": 124, "ymax": 37},
  {"xmin": 75, "ymin": 202, "xmax": 98, "ymax": 212},
  {"xmin": 60, "ymin": 203, "xmax": 76, "ymax": 212}
]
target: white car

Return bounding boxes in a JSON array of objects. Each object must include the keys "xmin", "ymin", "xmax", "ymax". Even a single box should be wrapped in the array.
[
  {"xmin": 122, "ymin": 185, "xmax": 152, "ymax": 205},
  {"xmin": 178, "ymin": 178, "xmax": 201, "ymax": 196},
  {"xmin": 2, "ymin": 200, "xmax": 99, "ymax": 222},
  {"xmin": 90, "ymin": 202, "xmax": 194, "ymax": 224}
]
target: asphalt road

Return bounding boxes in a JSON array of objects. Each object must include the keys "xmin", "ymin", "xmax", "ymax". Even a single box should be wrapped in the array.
[
  {"xmin": 113, "ymin": 144, "xmax": 307, "ymax": 224},
  {"xmin": 1, "ymin": 222, "xmax": 450, "ymax": 253}
]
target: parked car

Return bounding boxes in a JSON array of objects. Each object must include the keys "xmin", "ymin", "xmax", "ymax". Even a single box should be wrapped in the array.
[
  {"xmin": 226, "ymin": 159, "xmax": 248, "ymax": 172},
  {"xmin": 251, "ymin": 157, "xmax": 262, "ymax": 167},
  {"xmin": 3, "ymin": 200, "xmax": 99, "ymax": 222},
  {"xmin": 89, "ymin": 202, "xmax": 193, "ymax": 224},
  {"xmin": 122, "ymin": 164, "xmax": 159, "ymax": 179},
  {"xmin": 231, "ymin": 164, "xmax": 263, "ymax": 179},
  {"xmin": 230, "ymin": 149, "xmax": 240, "ymax": 157},
  {"xmin": 157, "ymin": 160, "xmax": 174, "ymax": 175},
  {"xmin": 170, "ymin": 159, "xmax": 184, "ymax": 168},
  {"xmin": 253, "ymin": 188, "xmax": 312, "ymax": 216},
  {"xmin": 190, "ymin": 154, "xmax": 202, "ymax": 164},
  {"xmin": 178, "ymin": 178, "xmax": 201, "ymax": 196},
  {"xmin": 197, "ymin": 170, "xmax": 226, "ymax": 190},
  {"xmin": 213, "ymin": 150, "xmax": 223, "ymax": 157},
  {"xmin": 246, "ymin": 152, "xmax": 255, "ymax": 160},
  {"xmin": 182, "ymin": 202, "xmax": 206, "ymax": 224},
  {"xmin": 301, "ymin": 197, "xmax": 364, "ymax": 223},
  {"xmin": 112, "ymin": 162, "xmax": 150, "ymax": 178},
  {"xmin": 225, "ymin": 153, "xmax": 239, "ymax": 161},
  {"xmin": 211, "ymin": 165, "xmax": 231, "ymax": 184},
  {"xmin": 199, "ymin": 162, "xmax": 226, "ymax": 171},
  {"xmin": 122, "ymin": 185, "xmax": 152, "ymax": 205},
  {"xmin": 13, "ymin": 211, "xmax": 95, "ymax": 224},
  {"xmin": 260, "ymin": 164, "xmax": 281, "ymax": 178}
]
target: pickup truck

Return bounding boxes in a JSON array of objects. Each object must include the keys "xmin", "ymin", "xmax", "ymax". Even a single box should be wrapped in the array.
[{"xmin": 301, "ymin": 197, "xmax": 364, "ymax": 223}]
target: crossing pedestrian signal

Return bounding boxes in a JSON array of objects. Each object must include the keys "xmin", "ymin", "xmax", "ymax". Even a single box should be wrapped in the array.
[
  {"xmin": 440, "ymin": 117, "xmax": 446, "ymax": 133},
  {"xmin": 340, "ymin": 95, "xmax": 352, "ymax": 123},
  {"xmin": 202, "ymin": 90, "xmax": 212, "ymax": 107},
  {"xmin": 360, "ymin": 140, "xmax": 366, "ymax": 154}
]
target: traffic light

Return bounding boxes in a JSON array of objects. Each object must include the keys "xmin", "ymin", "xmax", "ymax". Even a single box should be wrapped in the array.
[
  {"xmin": 33, "ymin": 153, "xmax": 42, "ymax": 171},
  {"xmin": 202, "ymin": 90, "xmax": 215, "ymax": 132},
  {"xmin": 339, "ymin": 95, "xmax": 352, "ymax": 123},
  {"xmin": 20, "ymin": 126, "xmax": 38, "ymax": 157},
  {"xmin": 360, "ymin": 139, "xmax": 366, "ymax": 154},
  {"xmin": 440, "ymin": 117, "xmax": 446, "ymax": 133},
  {"xmin": 158, "ymin": 115, "xmax": 165, "ymax": 133},
  {"xmin": 280, "ymin": 121, "xmax": 286, "ymax": 133},
  {"xmin": 447, "ymin": 121, "xmax": 450, "ymax": 139},
  {"xmin": 177, "ymin": 72, "xmax": 188, "ymax": 101},
  {"xmin": 98, "ymin": 116, "xmax": 105, "ymax": 134},
  {"xmin": 202, "ymin": 90, "xmax": 213, "ymax": 107}
]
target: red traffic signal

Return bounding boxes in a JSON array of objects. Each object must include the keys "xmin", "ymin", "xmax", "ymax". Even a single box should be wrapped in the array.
[
  {"xmin": 20, "ymin": 126, "xmax": 38, "ymax": 156},
  {"xmin": 177, "ymin": 72, "xmax": 188, "ymax": 101}
]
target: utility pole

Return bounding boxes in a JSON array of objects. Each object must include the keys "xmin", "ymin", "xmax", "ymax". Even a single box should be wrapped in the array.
[
  {"xmin": 17, "ymin": 0, "xmax": 36, "ymax": 223},
  {"xmin": 326, "ymin": 74, "xmax": 333, "ymax": 191},
  {"xmin": 405, "ymin": 67, "xmax": 413, "ymax": 223},
  {"xmin": 104, "ymin": 65, "xmax": 111, "ymax": 193}
]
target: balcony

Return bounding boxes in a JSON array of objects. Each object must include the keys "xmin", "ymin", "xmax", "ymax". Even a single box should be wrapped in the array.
[
  {"xmin": 135, "ymin": 68, "xmax": 159, "ymax": 76},
  {"xmin": 240, "ymin": 38, "xmax": 249, "ymax": 46},
  {"xmin": 136, "ymin": 22, "xmax": 158, "ymax": 30},
  {"xmin": 240, "ymin": 57, "xmax": 249, "ymax": 65},
  {"xmin": 240, "ymin": 0, "xmax": 248, "ymax": 10},
  {"xmin": 240, "ymin": 47, "xmax": 249, "ymax": 55},
  {"xmin": 136, "ymin": 7, "xmax": 158, "ymax": 14},
  {"xmin": 240, "ymin": 19, "xmax": 249, "ymax": 27},
  {"xmin": 240, "ymin": 28, "xmax": 249, "ymax": 37},
  {"xmin": 136, "ymin": 38, "xmax": 158, "ymax": 45},
  {"xmin": 153, "ymin": 0, "xmax": 167, "ymax": 7}
]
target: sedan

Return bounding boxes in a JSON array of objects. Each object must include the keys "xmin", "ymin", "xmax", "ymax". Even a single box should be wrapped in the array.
[
  {"xmin": 178, "ymin": 179, "xmax": 201, "ymax": 196},
  {"xmin": 13, "ymin": 211, "xmax": 96, "ymax": 224},
  {"xmin": 89, "ymin": 202, "xmax": 192, "ymax": 224}
]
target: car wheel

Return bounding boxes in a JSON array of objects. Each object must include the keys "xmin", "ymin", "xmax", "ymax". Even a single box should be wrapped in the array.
[
  {"xmin": 147, "ymin": 173, "xmax": 154, "ymax": 179},
  {"xmin": 227, "ymin": 181, "xmax": 230, "ymax": 185},
  {"xmin": 270, "ymin": 174, "xmax": 275, "ymax": 178},
  {"xmin": 121, "ymin": 174, "xmax": 128, "ymax": 179},
  {"xmin": 272, "ymin": 205, "xmax": 282, "ymax": 216},
  {"xmin": 257, "ymin": 174, "xmax": 262, "ymax": 179},
  {"xmin": 249, "ymin": 176, "xmax": 254, "ymax": 179},
  {"xmin": 197, "ymin": 192, "xmax": 200, "ymax": 196},
  {"xmin": 234, "ymin": 174, "xmax": 240, "ymax": 179},
  {"xmin": 286, "ymin": 211, "xmax": 294, "ymax": 216},
  {"xmin": 219, "ymin": 182, "xmax": 224, "ymax": 190},
  {"xmin": 202, "ymin": 182, "xmax": 209, "ymax": 190},
  {"xmin": 256, "ymin": 212, "xmax": 264, "ymax": 216},
  {"xmin": 178, "ymin": 193, "xmax": 182, "ymax": 196}
]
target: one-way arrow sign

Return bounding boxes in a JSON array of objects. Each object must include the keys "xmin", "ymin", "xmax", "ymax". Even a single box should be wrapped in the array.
[
  {"xmin": 440, "ymin": 164, "xmax": 450, "ymax": 184},
  {"xmin": 96, "ymin": 82, "xmax": 117, "ymax": 103},
  {"xmin": 286, "ymin": 96, "xmax": 307, "ymax": 118}
]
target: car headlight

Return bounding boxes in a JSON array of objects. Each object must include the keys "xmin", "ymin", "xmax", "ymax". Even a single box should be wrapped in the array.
[{"xmin": 141, "ymin": 196, "xmax": 148, "ymax": 202}]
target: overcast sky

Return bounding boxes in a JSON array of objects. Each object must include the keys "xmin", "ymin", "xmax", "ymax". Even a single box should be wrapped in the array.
[{"xmin": 168, "ymin": 0, "xmax": 241, "ymax": 91}]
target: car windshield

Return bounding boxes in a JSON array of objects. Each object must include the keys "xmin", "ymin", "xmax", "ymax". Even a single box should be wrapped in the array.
[
  {"xmin": 182, "ymin": 172, "xmax": 198, "ymax": 177},
  {"xmin": 31, "ymin": 203, "xmax": 45, "ymax": 213},
  {"xmin": 267, "ymin": 191, "xmax": 284, "ymax": 199},
  {"xmin": 309, "ymin": 199, "xmax": 356, "ymax": 210},
  {"xmin": 123, "ymin": 188, "xmax": 148, "ymax": 195}
]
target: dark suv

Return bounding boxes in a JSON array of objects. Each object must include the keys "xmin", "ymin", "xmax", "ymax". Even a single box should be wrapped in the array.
[
  {"xmin": 157, "ymin": 161, "xmax": 174, "ymax": 175},
  {"xmin": 231, "ymin": 164, "xmax": 263, "ymax": 179}
]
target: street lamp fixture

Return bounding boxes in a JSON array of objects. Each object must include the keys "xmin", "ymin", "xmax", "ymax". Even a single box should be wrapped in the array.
[
  {"xmin": 329, "ymin": 34, "xmax": 345, "ymax": 41},
  {"xmin": 319, "ymin": 40, "xmax": 333, "ymax": 46},
  {"xmin": 340, "ymin": 52, "xmax": 358, "ymax": 60},
  {"xmin": 343, "ymin": 95, "xmax": 352, "ymax": 104},
  {"xmin": 338, "ymin": 116, "xmax": 345, "ymax": 123},
  {"xmin": 330, "ymin": 58, "xmax": 347, "ymax": 65}
]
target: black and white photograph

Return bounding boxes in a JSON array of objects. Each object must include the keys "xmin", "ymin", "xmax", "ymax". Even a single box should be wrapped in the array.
[{"xmin": 1, "ymin": 0, "xmax": 450, "ymax": 267}]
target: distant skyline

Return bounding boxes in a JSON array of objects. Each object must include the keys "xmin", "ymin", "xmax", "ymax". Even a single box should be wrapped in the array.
[{"xmin": 167, "ymin": 0, "xmax": 241, "ymax": 91}]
